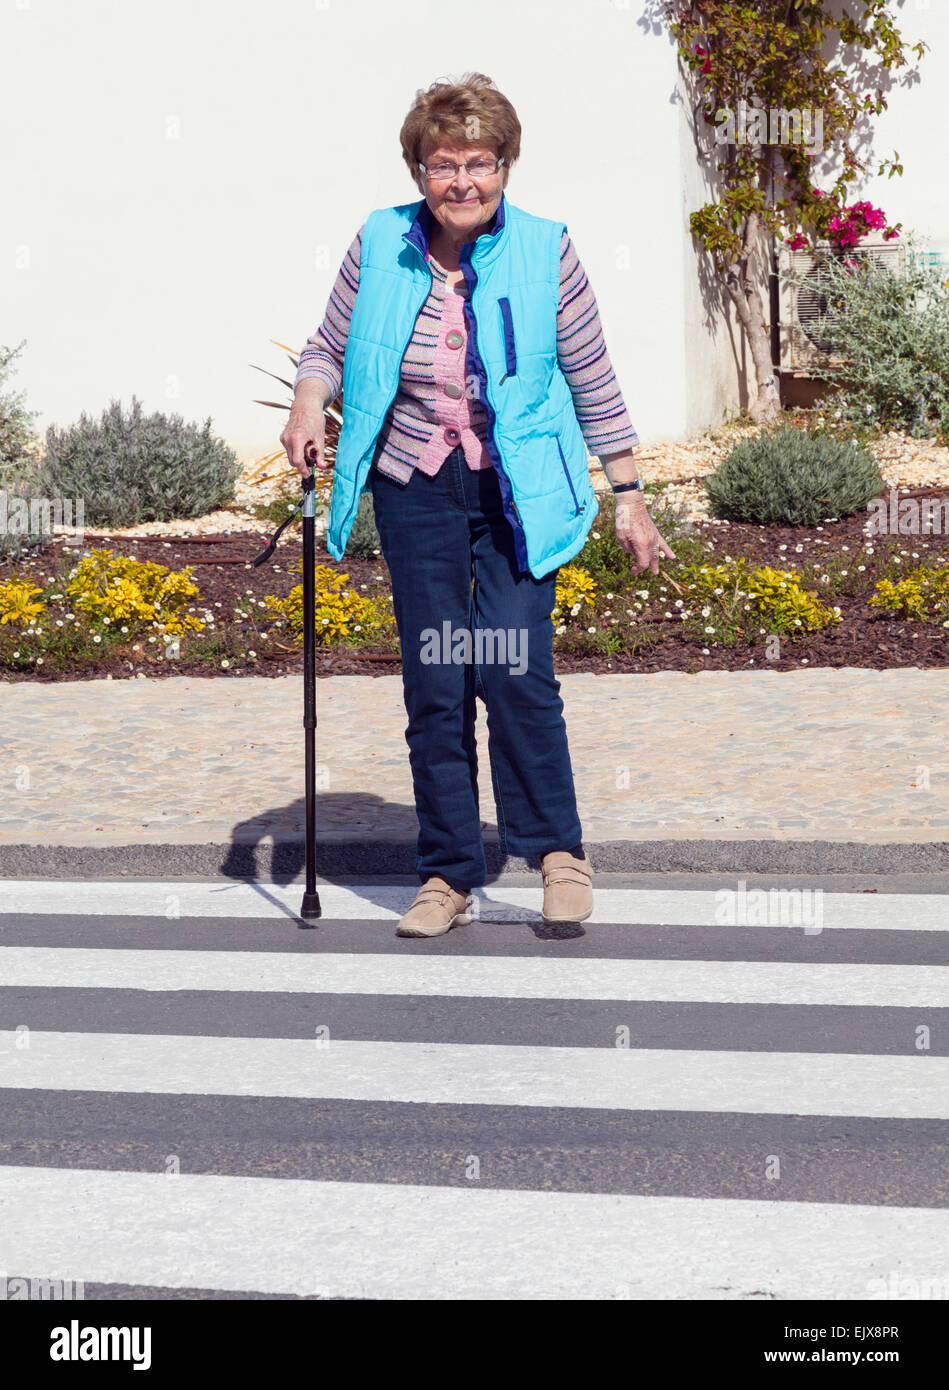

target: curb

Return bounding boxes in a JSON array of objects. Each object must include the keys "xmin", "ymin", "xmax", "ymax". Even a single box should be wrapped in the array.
[{"xmin": 2, "ymin": 837, "xmax": 948, "ymax": 880}]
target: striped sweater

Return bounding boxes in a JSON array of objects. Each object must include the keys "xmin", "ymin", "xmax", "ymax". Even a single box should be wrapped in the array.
[{"xmin": 294, "ymin": 218, "xmax": 639, "ymax": 485}]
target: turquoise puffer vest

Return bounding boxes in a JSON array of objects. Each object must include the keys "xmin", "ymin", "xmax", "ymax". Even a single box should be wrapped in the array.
[{"xmin": 324, "ymin": 193, "xmax": 599, "ymax": 580}]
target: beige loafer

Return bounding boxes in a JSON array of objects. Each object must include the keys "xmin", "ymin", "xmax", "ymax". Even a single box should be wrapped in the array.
[
  {"xmin": 541, "ymin": 850, "xmax": 593, "ymax": 923},
  {"xmin": 396, "ymin": 876, "xmax": 473, "ymax": 937}
]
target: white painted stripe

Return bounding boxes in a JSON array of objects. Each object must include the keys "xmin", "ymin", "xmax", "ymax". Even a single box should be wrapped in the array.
[
  {"xmin": 1, "ymin": 880, "xmax": 947, "ymax": 930},
  {"xmin": 0, "ymin": 1164, "xmax": 945, "ymax": 1300},
  {"xmin": 1, "ymin": 1032, "xmax": 946, "ymax": 1118},
  {"xmin": 2, "ymin": 945, "xmax": 946, "ymax": 1007}
]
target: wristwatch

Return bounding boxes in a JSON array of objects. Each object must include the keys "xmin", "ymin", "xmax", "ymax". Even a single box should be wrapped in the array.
[{"xmin": 612, "ymin": 478, "xmax": 645, "ymax": 494}]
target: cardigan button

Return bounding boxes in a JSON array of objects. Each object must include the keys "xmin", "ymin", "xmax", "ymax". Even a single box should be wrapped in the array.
[
  {"xmin": 443, "ymin": 381, "xmax": 463, "ymax": 399},
  {"xmin": 444, "ymin": 427, "xmax": 460, "ymax": 444},
  {"xmin": 445, "ymin": 331, "xmax": 464, "ymax": 349}
]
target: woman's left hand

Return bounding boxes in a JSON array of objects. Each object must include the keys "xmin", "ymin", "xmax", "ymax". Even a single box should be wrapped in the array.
[{"xmin": 614, "ymin": 495, "xmax": 675, "ymax": 576}]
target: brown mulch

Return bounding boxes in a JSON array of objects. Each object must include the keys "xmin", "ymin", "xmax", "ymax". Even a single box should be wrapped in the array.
[{"xmin": 2, "ymin": 487, "xmax": 948, "ymax": 682}]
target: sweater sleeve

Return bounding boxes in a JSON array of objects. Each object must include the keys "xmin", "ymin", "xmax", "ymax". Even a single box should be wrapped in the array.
[
  {"xmin": 292, "ymin": 225, "xmax": 365, "ymax": 401},
  {"xmin": 556, "ymin": 230, "xmax": 640, "ymax": 455}
]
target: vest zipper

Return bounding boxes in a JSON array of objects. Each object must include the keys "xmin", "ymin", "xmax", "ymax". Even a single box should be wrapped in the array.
[{"xmin": 463, "ymin": 259, "xmax": 529, "ymax": 572}]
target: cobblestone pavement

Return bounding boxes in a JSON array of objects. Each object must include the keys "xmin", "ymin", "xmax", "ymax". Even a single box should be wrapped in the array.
[{"xmin": 1, "ymin": 668, "xmax": 947, "ymax": 849}]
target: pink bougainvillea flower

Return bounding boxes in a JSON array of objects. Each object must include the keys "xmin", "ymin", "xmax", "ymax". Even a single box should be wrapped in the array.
[
  {"xmin": 825, "ymin": 200, "xmax": 893, "ymax": 249},
  {"xmin": 786, "ymin": 233, "xmax": 808, "ymax": 250}
]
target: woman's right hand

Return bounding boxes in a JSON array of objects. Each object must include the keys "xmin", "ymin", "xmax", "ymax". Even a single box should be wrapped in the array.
[{"xmin": 280, "ymin": 381, "xmax": 330, "ymax": 479}]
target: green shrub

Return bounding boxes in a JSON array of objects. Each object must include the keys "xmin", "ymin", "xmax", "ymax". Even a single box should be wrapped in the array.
[
  {"xmin": 0, "ymin": 341, "xmax": 52, "ymax": 562},
  {"xmin": 0, "ymin": 342, "xmax": 41, "ymax": 485},
  {"xmin": 37, "ymin": 395, "xmax": 240, "ymax": 529},
  {"xmin": 801, "ymin": 238, "xmax": 949, "ymax": 437},
  {"xmin": 346, "ymin": 488, "xmax": 382, "ymax": 558},
  {"xmin": 704, "ymin": 426, "xmax": 882, "ymax": 525}
]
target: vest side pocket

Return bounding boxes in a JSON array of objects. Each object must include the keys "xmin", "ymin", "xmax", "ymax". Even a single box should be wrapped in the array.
[
  {"xmin": 555, "ymin": 434, "xmax": 584, "ymax": 516},
  {"xmin": 497, "ymin": 297, "xmax": 517, "ymax": 381}
]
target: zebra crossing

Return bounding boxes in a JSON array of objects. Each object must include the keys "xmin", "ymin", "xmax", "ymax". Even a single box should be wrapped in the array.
[{"xmin": 0, "ymin": 877, "xmax": 947, "ymax": 1300}]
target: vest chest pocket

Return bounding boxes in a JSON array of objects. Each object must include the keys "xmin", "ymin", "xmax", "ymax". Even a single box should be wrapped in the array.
[{"xmin": 497, "ymin": 297, "xmax": 517, "ymax": 382}]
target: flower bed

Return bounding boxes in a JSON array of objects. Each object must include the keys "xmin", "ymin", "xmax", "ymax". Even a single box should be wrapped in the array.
[
  {"xmin": 0, "ymin": 538, "xmax": 398, "ymax": 681},
  {"xmin": 2, "ymin": 477, "xmax": 948, "ymax": 680}
]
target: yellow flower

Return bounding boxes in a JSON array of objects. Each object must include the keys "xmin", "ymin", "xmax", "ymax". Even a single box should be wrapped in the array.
[
  {"xmin": 263, "ymin": 565, "xmax": 393, "ymax": 646},
  {"xmin": 871, "ymin": 562, "xmax": 949, "ymax": 619},
  {"xmin": 552, "ymin": 564, "xmax": 598, "ymax": 623},
  {"xmin": 0, "ymin": 580, "xmax": 46, "ymax": 626},
  {"xmin": 65, "ymin": 548, "xmax": 203, "ymax": 637},
  {"xmin": 684, "ymin": 557, "xmax": 837, "ymax": 635}
]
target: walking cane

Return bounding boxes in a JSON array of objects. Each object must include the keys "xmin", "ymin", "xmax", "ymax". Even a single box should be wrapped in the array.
[{"xmin": 252, "ymin": 443, "xmax": 322, "ymax": 924}]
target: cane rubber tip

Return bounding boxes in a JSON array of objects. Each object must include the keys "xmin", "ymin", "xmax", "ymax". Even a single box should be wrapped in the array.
[{"xmin": 300, "ymin": 892, "xmax": 322, "ymax": 922}]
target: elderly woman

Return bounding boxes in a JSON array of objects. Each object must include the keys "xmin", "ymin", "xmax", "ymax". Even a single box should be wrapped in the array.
[{"xmin": 281, "ymin": 72, "xmax": 672, "ymax": 938}]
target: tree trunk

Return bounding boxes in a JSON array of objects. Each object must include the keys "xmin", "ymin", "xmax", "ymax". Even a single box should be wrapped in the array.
[{"xmin": 723, "ymin": 212, "xmax": 781, "ymax": 426}]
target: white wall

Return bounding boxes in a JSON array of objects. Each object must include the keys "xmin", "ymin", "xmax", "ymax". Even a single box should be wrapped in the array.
[
  {"xmin": 1, "ymin": 0, "xmax": 687, "ymax": 462},
  {"xmin": 850, "ymin": 2, "xmax": 949, "ymax": 262},
  {"xmin": 677, "ymin": 74, "xmax": 750, "ymax": 431},
  {"xmin": 2, "ymin": 1, "xmax": 945, "ymax": 465}
]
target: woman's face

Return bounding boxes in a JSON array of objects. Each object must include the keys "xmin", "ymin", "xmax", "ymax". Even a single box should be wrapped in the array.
[{"xmin": 416, "ymin": 140, "xmax": 508, "ymax": 242}]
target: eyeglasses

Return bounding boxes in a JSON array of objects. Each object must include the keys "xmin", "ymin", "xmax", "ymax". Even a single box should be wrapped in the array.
[{"xmin": 419, "ymin": 156, "xmax": 504, "ymax": 182}]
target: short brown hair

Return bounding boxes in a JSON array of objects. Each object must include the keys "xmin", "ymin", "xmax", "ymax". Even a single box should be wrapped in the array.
[{"xmin": 399, "ymin": 72, "xmax": 521, "ymax": 181}]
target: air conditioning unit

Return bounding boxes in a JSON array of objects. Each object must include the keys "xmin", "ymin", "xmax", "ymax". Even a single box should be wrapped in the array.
[{"xmin": 778, "ymin": 236, "xmax": 907, "ymax": 374}]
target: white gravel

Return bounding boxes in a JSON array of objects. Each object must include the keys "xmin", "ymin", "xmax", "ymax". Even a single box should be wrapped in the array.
[{"xmin": 49, "ymin": 422, "xmax": 949, "ymax": 540}]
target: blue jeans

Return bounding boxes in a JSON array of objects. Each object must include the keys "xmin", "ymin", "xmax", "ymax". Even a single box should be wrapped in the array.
[{"xmin": 368, "ymin": 444, "xmax": 583, "ymax": 890}]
